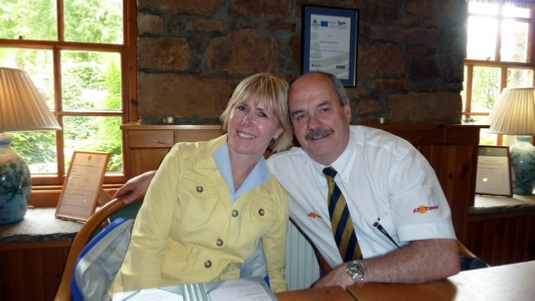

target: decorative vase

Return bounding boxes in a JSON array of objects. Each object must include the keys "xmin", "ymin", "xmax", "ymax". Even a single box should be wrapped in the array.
[
  {"xmin": 509, "ymin": 136, "xmax": 535, "ymax": 195},
  {"xmin": 0, "ymin": 134, "xmax": 31, "ymax": 225}
]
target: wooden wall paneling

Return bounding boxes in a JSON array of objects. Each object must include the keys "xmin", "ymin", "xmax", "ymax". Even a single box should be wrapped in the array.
[
  {"xmin": 0, "ymin": 241, "xmax": 71, "ymax": 301},
  {"xmin": 449, "ymin": 144, "xmax": 478, "ymax": 242},
  {"xmin": 43, "ymin": 246, "xmax": 70, "ymax": 300},
  {"xmin": 4, "ymin": 250, "xmax": 24, "ymax": 301},
  {"xmin": 25, "ymin": 248, "xmax": 46, "ymax": 301},
  {"xmin": 467, "ymin": 211, "xmax": 535, "ymax": 266}
]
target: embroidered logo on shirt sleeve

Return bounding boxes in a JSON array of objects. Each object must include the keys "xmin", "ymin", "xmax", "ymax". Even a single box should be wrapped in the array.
[{"xmin": 413, "ymin": 205, "xmax": 439, "ymax": 214}]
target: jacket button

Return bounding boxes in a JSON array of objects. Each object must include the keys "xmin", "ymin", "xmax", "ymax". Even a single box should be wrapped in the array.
[
  {"xmin": 196, "ymin": 186, "xmax": 203, "ymax": 193},
  {"xmin": 258, "ymin": 209, "xmax": 265, "ymax": 216},
  {"xmin": 204, "ymin": 260, "xmax": 212, "ymax": 268},
  {"xmin": 216, "ymin": 239, "xmax": 223, "ymax": 247},
  {"xmin": 232, "ymin": 210, "xmax": 239, "ymax": 217}
]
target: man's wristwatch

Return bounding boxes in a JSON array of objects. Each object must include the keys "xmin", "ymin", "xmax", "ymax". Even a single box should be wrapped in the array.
[{"xmin": 346, "ymin": 260, "xmax": 365, "ymax": 285}]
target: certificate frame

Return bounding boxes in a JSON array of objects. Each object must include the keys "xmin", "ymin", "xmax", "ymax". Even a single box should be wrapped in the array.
[
  {"xmin": 475, "ymin": 146, "xmax": 513, "ymax": 197},
  {"xmin": 55, "ymin": 151, "xmax": 111, "ymax": 222},
  {"xmin": 302, "ymin": 5, "xmax": 359, "ymax": 87}
]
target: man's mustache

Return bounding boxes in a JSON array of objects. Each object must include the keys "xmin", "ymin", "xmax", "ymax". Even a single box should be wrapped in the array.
[{"xmin": 305, "ymin": 128, "xmax": 334, "ymax": 140}]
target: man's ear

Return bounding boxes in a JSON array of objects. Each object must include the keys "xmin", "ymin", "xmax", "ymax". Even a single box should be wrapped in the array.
[{"xmin": 343, "ymin": 98, "xmax": 352, "ymax": 122}]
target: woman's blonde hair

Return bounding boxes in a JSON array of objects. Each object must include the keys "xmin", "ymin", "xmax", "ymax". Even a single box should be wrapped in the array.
[{"xmin": 220, "ymin": 73, "xmax": 292, "ymax": 153}]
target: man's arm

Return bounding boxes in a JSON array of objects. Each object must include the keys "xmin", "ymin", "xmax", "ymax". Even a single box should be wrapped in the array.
[
  {"xmin": 112, "ymin": 170, "xmax": 156, "ymax": 204},
  {"xmin": 313, "ymin": 238, "xmax": 460, "ymax": 288}
]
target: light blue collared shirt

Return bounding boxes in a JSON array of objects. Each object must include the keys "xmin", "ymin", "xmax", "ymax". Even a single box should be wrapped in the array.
[{"xmin": 213, "ymin": 141, "xmax": 270, "ymax": 204}]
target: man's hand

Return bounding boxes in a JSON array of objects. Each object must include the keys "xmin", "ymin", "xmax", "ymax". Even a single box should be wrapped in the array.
[
  {"xmin": 313, "ymin": 262, "xmax": 354, "ymax": 289},
  {"xmin": 113, "ymin": 170, "xmax": 156, "ymax": 204}
]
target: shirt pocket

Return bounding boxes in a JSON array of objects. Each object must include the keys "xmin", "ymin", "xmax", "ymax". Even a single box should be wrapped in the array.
[
  {"xmin": 178, "ymin": 173, "xmax": 222, "ymax": 227},
  {"xmin": 240, "ymin": 198, "xmax": 278, "ymax": 240},
  {"xmin": 369, "ymin": 213, "xmax": 400, "ymax": 248}
]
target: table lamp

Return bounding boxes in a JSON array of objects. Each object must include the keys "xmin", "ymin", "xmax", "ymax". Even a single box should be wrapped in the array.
[
  {"xmin": 0, "ymin": 67, "xmax": 61, "ymax": 224},
  {"xmin": 487, "ymin": 87, "xmax": 535, "ymax": 195}
]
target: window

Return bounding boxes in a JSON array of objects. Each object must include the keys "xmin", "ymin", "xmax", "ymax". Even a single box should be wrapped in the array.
[
  {"xmin": 463, "ymin": 1, "xmax": 535, "ymax": 145},
  {"xmin": 0, "ymin": 0, "xmax": 136, "ymax": 195}
]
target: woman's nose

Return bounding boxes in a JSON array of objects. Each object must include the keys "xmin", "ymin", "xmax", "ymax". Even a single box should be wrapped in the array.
[{"xmin": 241, "ymin": 113, "xmax": 253, "ymax": 126}]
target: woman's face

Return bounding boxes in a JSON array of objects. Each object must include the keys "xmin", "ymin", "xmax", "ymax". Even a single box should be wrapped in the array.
[{"xmin": 227, "ymin": 98, "xmax": 283, "ymax": 159}]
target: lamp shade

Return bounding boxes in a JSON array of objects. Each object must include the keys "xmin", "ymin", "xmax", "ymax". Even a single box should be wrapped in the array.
[
  {"xmin": 0, "ymin": 67, "xmax": 60, "ymax": 132},
  {"xmin": 487, "ymin": 87, "xmax": 535, "ymax": 135}
]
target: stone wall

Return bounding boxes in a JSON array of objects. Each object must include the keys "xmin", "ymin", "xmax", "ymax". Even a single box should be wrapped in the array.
[{"xmin": 136, "ymin": 0, "xmax": 466, "ymax": 125}]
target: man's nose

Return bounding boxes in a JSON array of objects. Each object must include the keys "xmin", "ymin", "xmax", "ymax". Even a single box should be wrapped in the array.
[{"xmin": 307, "ymin": 115, "xmax": 321, "ymax": 129}]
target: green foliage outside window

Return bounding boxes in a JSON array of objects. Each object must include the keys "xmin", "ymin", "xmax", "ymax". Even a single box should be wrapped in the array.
[{"xmin": 0, "ymin": 0, "xmax": 124, "ymax": 174}]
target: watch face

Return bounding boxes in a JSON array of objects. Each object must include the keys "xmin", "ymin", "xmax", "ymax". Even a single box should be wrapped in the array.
[{"xmin": 347, "ymin": 260, "xmax": 365, "ymax": 284}]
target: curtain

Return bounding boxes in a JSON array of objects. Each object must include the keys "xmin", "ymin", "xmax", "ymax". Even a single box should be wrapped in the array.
[{"xmin": 469, "ymin": 0, "xmax": 535, "ymax": 8}]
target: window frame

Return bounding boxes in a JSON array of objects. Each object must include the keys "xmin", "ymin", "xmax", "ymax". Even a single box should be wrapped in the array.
[
  {"xmin": 0, "ymin": 0, "xmax": 138, "ymax": 205},
  {"xmin": 463, "ymin": 2, "xmax": 535, "ymax": 145}
]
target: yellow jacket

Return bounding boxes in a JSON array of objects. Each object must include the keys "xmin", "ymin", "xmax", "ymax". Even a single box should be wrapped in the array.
[{"xmin": 109, "ymin": 135, "xmax": 289, "ymax": 294}]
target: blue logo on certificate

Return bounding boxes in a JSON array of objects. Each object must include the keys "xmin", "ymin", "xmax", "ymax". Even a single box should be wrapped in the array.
[
  {"xmin": 336, "ymin": 65, "xmax": 346, "ymax": 69},
  {"xmin": 320, "ymin": 21, "xmax": 328, "ymax": 27}
]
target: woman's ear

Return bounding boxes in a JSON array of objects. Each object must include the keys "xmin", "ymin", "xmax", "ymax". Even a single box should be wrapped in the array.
[{"xmin": 273, "ymin": 127, "xmax": 284, "ymax": 140}]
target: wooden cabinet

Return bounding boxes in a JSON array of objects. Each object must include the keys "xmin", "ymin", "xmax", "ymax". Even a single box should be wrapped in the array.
[{"xmin": 121, "ymin": 123, "xmax": 223, "ymax": 178}]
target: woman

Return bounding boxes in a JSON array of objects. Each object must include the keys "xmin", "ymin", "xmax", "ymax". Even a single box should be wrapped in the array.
[{"xmin": 108, "ymin": 73, "xmax": 293, "ymax": 294}]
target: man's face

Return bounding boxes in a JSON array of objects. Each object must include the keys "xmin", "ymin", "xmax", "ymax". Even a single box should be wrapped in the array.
[{"xmin": 288, "ymin": 73, "xmax": 352, "ymax": 165}]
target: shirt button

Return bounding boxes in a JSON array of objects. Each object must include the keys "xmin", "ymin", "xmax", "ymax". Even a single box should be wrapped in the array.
[
  {"xmin": 196, "ymin": 186, "xmax": 203, "ymax": 193},
  {"xmin": 216, "ymin": 239, "xmax": 223, "ymax": 247},
  {"xmin": 232, "ymin": 210, "xmax": 239, "ymax": 217},
  {"xmin": 258, "ymin": 209, "xmax": 265, "ymax": 216},
  {"xmin": 204, "ymin": 260, "xmax": 212, "ymax": 268}
]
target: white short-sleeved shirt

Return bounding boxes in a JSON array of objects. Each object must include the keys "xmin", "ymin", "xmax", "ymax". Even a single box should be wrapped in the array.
[{"xmin": 267, "ymin": 125, "xmax": 456, "ymax": 268}]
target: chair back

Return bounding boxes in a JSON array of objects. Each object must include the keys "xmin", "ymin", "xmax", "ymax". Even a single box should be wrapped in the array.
[{"xmin": 55, "ymin": 195, "xmax": 143, "ymax": 301}]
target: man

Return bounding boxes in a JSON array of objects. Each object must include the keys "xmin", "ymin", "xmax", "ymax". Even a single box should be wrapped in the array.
[{"xmin": 115, "ymin": 71, "xmax": 460, "ymax": 288}]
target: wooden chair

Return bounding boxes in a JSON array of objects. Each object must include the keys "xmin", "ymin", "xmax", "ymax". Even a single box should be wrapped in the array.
[{"xmin": 54, "ymin": 195, "xmax": 143, "ymax": 301}]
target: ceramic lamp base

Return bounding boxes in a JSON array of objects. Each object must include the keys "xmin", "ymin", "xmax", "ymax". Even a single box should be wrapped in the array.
[
  {"xmin": 0, "ymin": 133, "xmax": 31, "ymax": 225},
  {"xmin": 510, "ymin": 136, "xmax": 535, "ymax": 195}
]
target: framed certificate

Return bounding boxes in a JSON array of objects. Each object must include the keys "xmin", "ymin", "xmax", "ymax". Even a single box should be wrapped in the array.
[
  {"xmin": 302, "ymin": 5, "xmax": 359, "ymax": 87},
  {"xmin": 475, "ymin": 146, "xmax": 513, "ymax": 197},
  {"xmin": 55, "ymin": 151, "xmax": 111, "ymax": 222}
]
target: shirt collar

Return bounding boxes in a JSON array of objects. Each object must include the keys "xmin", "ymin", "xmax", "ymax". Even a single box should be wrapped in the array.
[
  {"xmin": 213, "ymin": 140, "xmax": 270, "ymax": 203},
  {"xmin": 310, "ymin": 129, "xmax": 357, "ymax": 184}
]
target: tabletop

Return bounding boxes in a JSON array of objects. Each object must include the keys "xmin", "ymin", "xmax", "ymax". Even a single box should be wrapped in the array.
[
  {"xmin": 276, "ymin": 285, "xmax": 355, "ymax": 301},
  {"xmin": 347, "ymin": 260, "xmax": 535, "ymax": 301}
]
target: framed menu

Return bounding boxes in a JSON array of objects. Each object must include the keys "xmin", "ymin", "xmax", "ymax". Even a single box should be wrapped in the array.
[
  {"xmin": 475, "ymin": 146, "xmax": 513, "ymax": 197},
  {"xmin": 55, "ymin": 151, "xmax": 111, "ymax": 222}
]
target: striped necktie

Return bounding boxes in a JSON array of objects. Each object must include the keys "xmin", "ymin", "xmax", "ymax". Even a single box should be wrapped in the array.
[{"xmin": 323, "ymin": 167, "xmax": 362, "ymax": 262}]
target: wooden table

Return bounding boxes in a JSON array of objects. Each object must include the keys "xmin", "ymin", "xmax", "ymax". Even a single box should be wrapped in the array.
[
  {"xmin": 276, "ymin": 286, "xmax": 355, "ymax": 301},
  {"xmin": 347, "ymin": 260, "xmax": 535, "ymax": 301}
]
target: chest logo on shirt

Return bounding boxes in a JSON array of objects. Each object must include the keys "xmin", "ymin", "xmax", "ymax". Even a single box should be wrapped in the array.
[
  {"xmin": 413, "ymin": 205, "xmax": 439, "ymax": 214},
  {"xmin": 308, "ymin": 212, "xmax": 322, "ymax": 219}
]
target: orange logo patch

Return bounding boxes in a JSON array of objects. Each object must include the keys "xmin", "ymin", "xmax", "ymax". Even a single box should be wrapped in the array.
[
  {"xmin": 413, "ymin": 205, "xmax": 438, "ymax": 214},
  {"xmin": 308, "ymin": 212, "xmax": 322, "ymax": 219}
]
